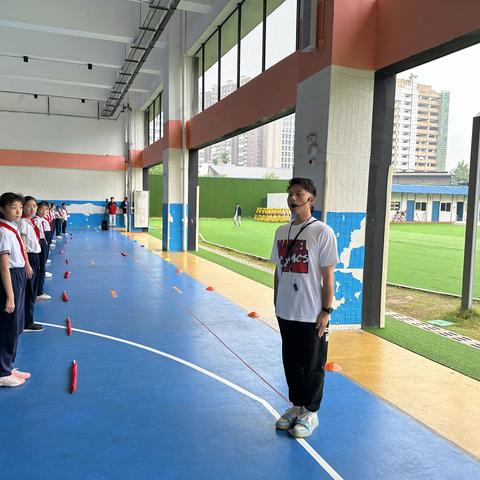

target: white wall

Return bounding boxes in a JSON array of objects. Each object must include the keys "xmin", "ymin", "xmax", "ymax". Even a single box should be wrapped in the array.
[
  {"xmin": 0, "ymin": 165, "xmax": 143, "ymax": 201},
  {"xmin": 0, "ymin": 111, "xmax": 125, "ymax": 155}
]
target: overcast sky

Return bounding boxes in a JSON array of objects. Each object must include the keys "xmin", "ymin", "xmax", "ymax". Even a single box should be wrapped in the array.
[{"xmin": 399, "ymin": 43, "xmax": 480, "ymax": 171}]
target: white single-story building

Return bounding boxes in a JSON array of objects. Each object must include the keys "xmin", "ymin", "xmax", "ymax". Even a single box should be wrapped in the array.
[{"xmin": 390, "ymin": 185, "xmax": 468, "ymax": 222}]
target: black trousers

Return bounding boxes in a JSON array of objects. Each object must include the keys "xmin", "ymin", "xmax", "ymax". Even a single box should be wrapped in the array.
[
  {"xmin": 55, "ymin": 218, "xmax": 62, "ymax": 236},
  {"xmin": 0, "ymin": 268, "xmax": 26, "ymax": 376},
  {"xmin": 277, "ymin": 317, "xmax": 329, "ymax": 412},
  {"xmin": 25, "ymin": 252, "xmax": 40, "ymax": 327},
  {"xmin": 62, "ymin": 220, "xmax": 67, "ymax": 234},
  {"xmin": 45, "ymin": 230, "xmax": 53, "ymax": 248},
  {"xmin": 37, "ymin": 239, "xmax": 48, "ymax": 296}
]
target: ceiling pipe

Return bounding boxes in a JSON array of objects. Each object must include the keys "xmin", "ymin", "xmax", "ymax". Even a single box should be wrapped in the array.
[{"xmin": 102, "ymin": 0, "xmax": 180, "ymax": 117}]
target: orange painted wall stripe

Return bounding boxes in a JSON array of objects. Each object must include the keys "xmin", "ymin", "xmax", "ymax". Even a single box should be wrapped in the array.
[
  {"xmin": 166, "ymin": 120, "xmax": 183, "ymax": 150},
  {"xmin": 331, "ymin": 0, "xmax": 376, "ymax": 70},
  {"xmin": 0, "ymin": 149, "xmax": 145, "ymax": 170},
  {"xmin": 376, "ymin": 0, "xmax": 480, "ymax": 70},
  {"xmin": 0, "ymin": 149, "xmax": 126, "ymax": 171},
  {"xmin": 143, "ymin": 138, "xmax": 164, "ymax": 168}
]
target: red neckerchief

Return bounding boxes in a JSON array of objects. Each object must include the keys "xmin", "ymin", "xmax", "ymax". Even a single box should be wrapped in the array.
[
  {"xmin": 22, "ymin": 215, "xmax": 41, "ymax": 241},
  {"xmin": 0, "ymin": 221, "xmax": 27, "ymax": 262}
]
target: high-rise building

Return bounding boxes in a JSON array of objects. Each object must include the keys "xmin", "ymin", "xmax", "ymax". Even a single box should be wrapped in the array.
[
  {"xmin": 199, "ymin": 84, "xmax": 295, "ymax": 172},
  {"xmin": 392, "ymin": 75, "xmax": 450, "ymax": 172}
]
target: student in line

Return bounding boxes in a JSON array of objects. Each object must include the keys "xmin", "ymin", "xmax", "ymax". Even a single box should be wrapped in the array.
[
  {"xmin": 0, "ymin": 192, "xmax": 31, "ymax": 387},
  {"xmin": 55, "ymin": 206, "xmax": 63, "ymax": 238},
  {"xmin": 61, "ymin": 203, "xmax": 68, "ymax": 235},
  {"xmin": 34, "ymin": 202, "xmax": 52, "ymax": 301},
  {"xmin": 18, "ymin": 196, "xmax": 44, "ymax": 332}
]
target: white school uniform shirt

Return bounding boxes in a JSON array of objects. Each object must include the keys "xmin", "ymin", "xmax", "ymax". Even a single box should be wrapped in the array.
[
  {"xmin": 62, "ymin": 207, "xmax": 68, "ymax": 220},
  {"xmin": 41, "ymin": 217, "xmax": 51, "ymax": 232},
  {"xmin": 0, "ymin": 219, "xmax": 26, "ymax": 268},
  {"xmin": 33, "ymin": 216, "xmax": 46, "ymax": 240},
  {"xmin": 270, "ymin": 219, "xmax": 339, "ymax": 323},
  {"xmin": 17, "ymin": 218, "xmax": 41, "ymax": 253}
]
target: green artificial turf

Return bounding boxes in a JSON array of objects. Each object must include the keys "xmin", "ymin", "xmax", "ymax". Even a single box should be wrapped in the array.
[
  {"xmin": 197, "ymin": 219, "xmax": 480, "ymax": 298},
  {"xmin": 367, "ymin": 317, "xmax": 480, "ymax": 381},
  {"xmin": 198, "ymin": 218, "xmax": 281, "ymax": 259},
  {"xmin": 148, "ymin": 217, "xmax": 163, "ymax": 241},
  {"xmin": 193, "ymin": 249, "xmax": 274, "ymax": 288}
]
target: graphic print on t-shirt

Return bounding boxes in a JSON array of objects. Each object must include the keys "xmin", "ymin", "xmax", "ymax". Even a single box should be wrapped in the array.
[{"xmin": 277, "ymin": 239, "xmax": 309, "ymax": 273}]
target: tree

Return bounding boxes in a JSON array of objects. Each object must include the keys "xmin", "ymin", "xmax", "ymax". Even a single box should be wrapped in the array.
[
  {"xmin": 217, "ymin": 152, "xmax": 230, "ymax": 165},
  {"xmin": 149, "ymin": 164, "xmax": 163, "ymax": 175},
  {"xmin": 263, "ymin": 171, "xmax": 280, "ymax": 180},
  {"xmin": 451, "ymin": 160, "xmax": 469, "ymax": 185}
]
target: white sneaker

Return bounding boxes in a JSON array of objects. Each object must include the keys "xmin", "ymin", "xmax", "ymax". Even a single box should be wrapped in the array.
[
  {"xmin": 0, "ymin": 374, "xmax": 25, "ymax": 387},
  {"xmin": 56, "ymin": 235, "xmax": 62, "ymax": 239},
  {"xmin": 44, "ymin": 272, "xmax": 53, "ymax": 278},
  {"xmin": 288, "ymin": 409, "xmax": 319, "ymax": 438},
  {"xmin": 36, "ymin": 293, "xmax": 52, "ymax": 301},
  {"xmin": 46, "ymin": 259, "xmax": 51, "ymax": 264},
  {"xmin": 275, "ymin": 406, "xmax": 303, "ymax": 430}
]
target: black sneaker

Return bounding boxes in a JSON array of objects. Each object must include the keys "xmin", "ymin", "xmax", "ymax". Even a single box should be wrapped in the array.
[{"xmin": 24, "ymin": 323, "xmax": 44, "ymax": 332}]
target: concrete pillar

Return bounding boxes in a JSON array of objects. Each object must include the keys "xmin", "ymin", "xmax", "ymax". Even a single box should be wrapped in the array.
[
  {"xmin": 294, "ymin": 65, "xmax": 374, "ymax": 329},
  {"xmin": 161, "ymin": 12, "xmax": 195, "ymax": 251}
]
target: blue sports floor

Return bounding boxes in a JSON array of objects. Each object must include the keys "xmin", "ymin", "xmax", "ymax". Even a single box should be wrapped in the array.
[{"xmin": 1, "ymin": 229, "xmax": 479, "ymax": 479}]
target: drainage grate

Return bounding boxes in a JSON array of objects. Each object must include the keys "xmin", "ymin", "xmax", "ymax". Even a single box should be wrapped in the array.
[{"xmin": 386, "ymin": 310, "xmax": 480, "ymax": 350}]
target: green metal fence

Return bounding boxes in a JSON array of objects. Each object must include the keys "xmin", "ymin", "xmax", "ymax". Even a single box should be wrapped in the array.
[{"xmin": 149, "ymin": 175, "xmax": 288, "ymax": 218}]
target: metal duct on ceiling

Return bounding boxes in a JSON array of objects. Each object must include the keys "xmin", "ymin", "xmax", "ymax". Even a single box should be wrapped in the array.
[{"xmin": 101, "ymin": 0, "xmax": 180, "ymax": 117}]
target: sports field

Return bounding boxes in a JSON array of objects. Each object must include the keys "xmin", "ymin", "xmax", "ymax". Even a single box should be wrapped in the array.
[
  {"xmin": 196, "ymin": 219, "xmax": 480, "ymax": 298},
  {"xmin": 148, "ymin": 218, "xmax": 480, "ymax": 379}
]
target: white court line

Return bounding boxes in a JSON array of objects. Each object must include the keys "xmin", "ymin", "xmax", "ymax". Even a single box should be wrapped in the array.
[{"xmin": 42, "ymin": 322, "xmax": 343, "ymax": 480}]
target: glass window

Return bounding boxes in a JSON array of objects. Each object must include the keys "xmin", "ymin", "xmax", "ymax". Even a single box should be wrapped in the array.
[
  {"xmin": 220, "ymin": 10, "xmax": 238, "ymax": 100},
  {"xmin": 204, "ymin": 30, "xmax": 219, "ymax": 109},
  {"xmin": 266, "ymin": 0, "xmax": 297, "ymax": 69},
  {"xmin": 154, "ymin": 94, "xmax": 161, "ymax": 142},
  {"xmin": 415, "ymin": 202, "xmax": 427, "ymax": 211},
  {"xmin": 240, "ymin": 0, "xmax": 263, "ymax": 87},
  {"xmin": 148, "ymin": 104, "xmax": 154, "ymax": 145},
  {"xmin": 441, "ymin": 202, "xmax": 451, "ymax": 212},
  {"xmin": 195, "ymin": 49, "xmax": 203, "ymax": 112}
]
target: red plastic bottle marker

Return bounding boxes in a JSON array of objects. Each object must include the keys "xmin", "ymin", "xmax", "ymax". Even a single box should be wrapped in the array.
[
  {"xmin": 62, "ymin": 291, "xmax": 69, "ymax": 302},
  {"xmin": 206, "ymin": 286, "xmax": 214, "ymax": 291},
  {"xmin": 247, "ymin": 311, "xmax": 259, "ymax": 318},
  {"xmin": 66, "ymin": 317, "xmax": 72, "ymax": 336},
  {"xmin": 64, "ymin": 271, "xmax": 71, "ymax": 279},
  {"xmin": 71, "ymin": 360, "xmax": 77, "ymax": 394}
]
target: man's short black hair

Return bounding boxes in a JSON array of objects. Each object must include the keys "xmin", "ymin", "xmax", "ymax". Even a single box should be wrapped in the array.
[{"xmin": 287, "ymin": 177, "xmax": 317, "ymax": 197}]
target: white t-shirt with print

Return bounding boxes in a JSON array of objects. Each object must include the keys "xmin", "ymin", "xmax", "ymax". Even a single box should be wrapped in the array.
[{"xmin": 270, "ymin": 219, "xmax": 339, "ymax": 323}]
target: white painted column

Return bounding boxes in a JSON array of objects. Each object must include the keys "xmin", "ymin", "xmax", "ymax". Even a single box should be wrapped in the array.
[
  {"xmin": 162, "ymin": 12, "xmax": 192, "ymax": 251},
  {"xmin": 294, "ymin": 66, "xmax": 374, "ymax": 328}
]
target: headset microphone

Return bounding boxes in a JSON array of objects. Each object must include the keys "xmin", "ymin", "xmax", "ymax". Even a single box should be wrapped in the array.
[{"xmin": 290, "ymin": 199, "xmax": 310, "ymax": 209}]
